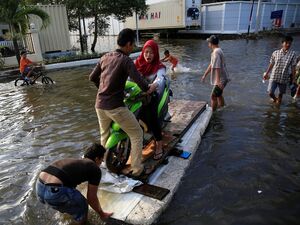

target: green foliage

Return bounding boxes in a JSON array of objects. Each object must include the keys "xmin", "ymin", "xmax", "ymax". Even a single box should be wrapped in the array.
[
  {"xmin": 25, "ymin": 0, "xmax": 147, "ymax": 29},
  {"xmin": 23, "ymin": 0, "xmax": 147, "ymax": 53},
  {"xmin": 99, "ymin": 0, "xmax": 148, "ymax": 21},
  {"xmin": 88, "ymin": 17, "xmax": 110, "ymax": 36},
  {"xmin": 0, "ymin": 0, "xmax": 50, "ymax": 63},
  {"xmin": 0, "ymin": 1, "xmax": 50, "ymax": 35}
]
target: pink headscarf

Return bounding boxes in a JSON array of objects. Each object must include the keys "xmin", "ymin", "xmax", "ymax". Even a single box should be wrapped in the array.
[{"xmin": 135, "ymin": 40, "xmax": 165, "ymax": 76}]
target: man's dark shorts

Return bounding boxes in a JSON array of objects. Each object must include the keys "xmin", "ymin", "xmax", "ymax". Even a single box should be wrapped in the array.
[
  {"xmin": 211, "ymin": 85, "xmax": 223, "ymax": 97},
  {"xmin": 36, "ymin": 179, "xmax": 88, "ymax": 221},
  {"xmin": 268, "ymin": 80, "xmax": 287, "ymax": 95}
]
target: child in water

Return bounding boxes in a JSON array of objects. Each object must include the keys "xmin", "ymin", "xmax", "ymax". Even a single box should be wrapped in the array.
[
  {"xmin": 161, "ymin": 49, "xmax": 178, "ymax": 72},
  {"xmin": 19, "ymin": 50, "xmax": 38, "ymax": 82}
]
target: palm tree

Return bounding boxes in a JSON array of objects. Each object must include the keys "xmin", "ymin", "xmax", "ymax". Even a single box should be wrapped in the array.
[{"xmin": 0, "ymin": 0, "xmax": 50, "ymax": 64}]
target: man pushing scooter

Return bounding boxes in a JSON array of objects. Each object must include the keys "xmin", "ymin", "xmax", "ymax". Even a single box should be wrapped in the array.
[{"xmin": 89, "ymin": 28, "xmax": 157, "ymax": 180}]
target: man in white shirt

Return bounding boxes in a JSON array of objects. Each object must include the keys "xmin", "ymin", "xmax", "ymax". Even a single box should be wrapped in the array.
[{"xmin": 201, "ymin": 35, "xmax": 229, "ymax": 111}]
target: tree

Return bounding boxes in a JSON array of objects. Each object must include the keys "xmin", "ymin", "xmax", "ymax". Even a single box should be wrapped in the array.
[
  {"xmin": 101, "ymin": 0, "xmax": 148, "ymax": 21},
  {"xmin": 86, "ymin": 0, "xmax": 148, "ymax": 52},
  {"xmin": 0, "ymin": 0, "xmax": 50, "ymax": 64},
  {"xmin": 25, "ymin": 0, "xmax": 148, "ymax": 53}
]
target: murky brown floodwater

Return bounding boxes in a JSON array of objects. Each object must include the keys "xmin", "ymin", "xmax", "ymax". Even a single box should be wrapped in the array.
[{"xmin": 0, "ymin": 35, "xmax": 300, "ymax": 225}]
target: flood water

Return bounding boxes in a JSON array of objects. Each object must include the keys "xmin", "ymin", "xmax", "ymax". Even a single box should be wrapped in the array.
[{"xmin": 0, "ymin": 35, "xmax": 300, "ymax": 225}]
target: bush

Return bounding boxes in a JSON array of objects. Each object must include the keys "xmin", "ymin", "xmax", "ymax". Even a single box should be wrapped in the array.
[{"xmin": 43, "ymin": 47, "xmax": 142, "ymax": 65}]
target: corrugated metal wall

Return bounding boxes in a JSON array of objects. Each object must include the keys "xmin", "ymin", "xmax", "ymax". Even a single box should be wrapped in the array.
[
  {"xmin": 30, "ymin": 5, "xmax": 70, "ymax": 53},
  {"xmin": 201, "ymin": 1, "xmax": 300, "ymax": 34}
]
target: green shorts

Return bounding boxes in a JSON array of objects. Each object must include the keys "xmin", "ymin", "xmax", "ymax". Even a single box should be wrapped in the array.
[{"xmin": 211, "ymin": 85, "xmax": 223, "ymax": 97}]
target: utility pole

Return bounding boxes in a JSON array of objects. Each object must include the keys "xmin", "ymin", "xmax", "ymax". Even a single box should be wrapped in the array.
[
  {"xmin": 135, "ymin": 10, "xmax": 140, "ymax": 47},
  {"xmin": 255, "ymin": 0, "xmax": 262, "ymax": 34},
  {"xmin": 247, "ymin": 0, "xmax": 255, "ymax": 36}
]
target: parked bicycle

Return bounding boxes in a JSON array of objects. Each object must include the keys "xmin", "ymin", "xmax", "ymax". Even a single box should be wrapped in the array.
[{"xmin": 15, "ymin": 66, "xmax": 53, "ymax": 86}]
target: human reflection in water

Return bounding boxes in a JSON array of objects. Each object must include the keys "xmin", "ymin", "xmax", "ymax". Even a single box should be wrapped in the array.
[{"xmin": 262, "ymin": 105, "xmax": 299, "ymax": 141}]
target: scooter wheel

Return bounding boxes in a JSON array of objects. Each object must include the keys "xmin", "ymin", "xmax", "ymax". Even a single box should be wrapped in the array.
[{"xmin": 106, "ymin": 139, "xmax": 131, "ymax": 174}]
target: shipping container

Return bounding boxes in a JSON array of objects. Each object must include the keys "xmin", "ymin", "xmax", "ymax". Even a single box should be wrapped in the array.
[
  {"xmin": 125, "ymin": 0, "xmax": 202, "ymax": 30},
  {"xmin": 29, "ymin": 5, "xmax": 71, "ymax": 53}
]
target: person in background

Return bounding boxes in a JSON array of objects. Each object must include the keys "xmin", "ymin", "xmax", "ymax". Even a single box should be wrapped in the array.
[
  {"xmin": 263, "ymin": 35, "xmax": 297, "ymax": 104},
  {"xmin": 19, "ymin": 50, "xmax": 38, "ymax": 82},
  {"xmin": 293, "ymin": 56, "xmax": 300, "ymax": 99},
  {"xmin": 201, "ymin": 35, "xmax": 229, "ymax": 111},
  {"xmin": 36, "ymin": 143, "xmax": 113, "ymax": 224},
  {"xmin": 161, "ymin": 49, "xmax": 178, "ymax": 72},
  {"xmin": 135, "ymin": 40, "xmax": 166, "ymax": 160},
  {"xmin": 89, "ymin": 28, "xmax": 156, "ymax": 179}
]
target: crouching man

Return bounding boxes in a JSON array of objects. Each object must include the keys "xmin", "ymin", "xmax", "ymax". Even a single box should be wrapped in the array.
[{"xmin": 36, "ymin": 143, "xmax": 113, "ymax": 224}]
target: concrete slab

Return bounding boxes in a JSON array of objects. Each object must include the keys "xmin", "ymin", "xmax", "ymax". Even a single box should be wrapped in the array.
[
  {"xmin": 122, "ymin": 100, "xmax": 206, "ymax": 176},
  {"xmin": 83, "ymin": 103, "xmax": 212, "ymax": 225}
]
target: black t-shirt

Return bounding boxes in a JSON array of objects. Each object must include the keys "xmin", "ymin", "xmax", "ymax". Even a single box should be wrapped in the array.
[{"xmin": 42, "ymin": 158, "xmax": 101, "ymax": 188}]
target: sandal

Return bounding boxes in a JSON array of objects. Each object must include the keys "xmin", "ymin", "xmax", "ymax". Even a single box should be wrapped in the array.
[
  {"xmin": 129, "ymin": 166, "xmax": 153, "ymax": 182},
  {"xmin": 153, "ymin": 149, "xmax": 164, "ymax": 161}
]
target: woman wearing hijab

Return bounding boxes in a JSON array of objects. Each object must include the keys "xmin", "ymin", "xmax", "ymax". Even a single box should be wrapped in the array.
[{"xmin": 135, "ymin": 40, "xmax": 166, "ymax": 160}]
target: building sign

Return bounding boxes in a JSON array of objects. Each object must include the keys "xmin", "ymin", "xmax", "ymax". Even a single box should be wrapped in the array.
[
  {"xmin": 139, "ymin": 12, "xmax": 161, "ymax": 20},
  {"xmin": 271, "ymin": 10, "xmax": 283, "ymax": 19}
]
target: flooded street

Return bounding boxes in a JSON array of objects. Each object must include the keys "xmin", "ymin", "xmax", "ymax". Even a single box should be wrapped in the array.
[{"xmin": 0, "ymin": 35, "xmax": 300, "ymax": 225}]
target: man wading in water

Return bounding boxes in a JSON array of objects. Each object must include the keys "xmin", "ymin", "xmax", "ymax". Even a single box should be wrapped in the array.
[
  {"xmin": 263, "ymin": 35, "xmax": 297, "ymax": 105},
  {"xmin": 201, "ymin": 35, "xmax": 229, "ymax": 111}
]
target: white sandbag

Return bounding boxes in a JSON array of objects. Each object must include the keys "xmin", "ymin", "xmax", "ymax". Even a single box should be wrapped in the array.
[{"xmin": 99, "ymin": 167, "xmax": 142, "ymax": 193}]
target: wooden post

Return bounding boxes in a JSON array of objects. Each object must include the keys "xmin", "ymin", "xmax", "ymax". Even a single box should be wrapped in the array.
[
  {"xmin": 255, "ymin": 0, "xmax": 262, "ymax": 33},
  {"xmin": 247, "ymin": 0, "xmax": 255, "ymax": 35},
  {"xmin": 135, "ymin": 10, "xmax": 140, "ymax": 47}
]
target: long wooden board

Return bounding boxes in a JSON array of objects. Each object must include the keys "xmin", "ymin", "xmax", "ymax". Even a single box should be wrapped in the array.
[{"xmin": 122, "ymin": 100, "xmax": 206, "ymax": 181}]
